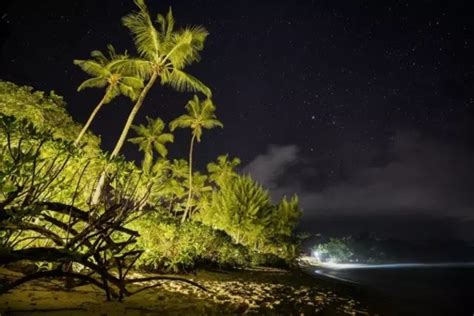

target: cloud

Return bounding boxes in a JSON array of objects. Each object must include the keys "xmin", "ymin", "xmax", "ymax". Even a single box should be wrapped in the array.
[
  {"xmin": 243, "ymin": 131, "xmax": 474, "ymax": 223},
  {"xmin": 300, "ymin": 131, "xmax": 474, "ymax": 219},
  {"xmin": 242, "ymin": 144, "xmax": 299, "ymax": 190}
]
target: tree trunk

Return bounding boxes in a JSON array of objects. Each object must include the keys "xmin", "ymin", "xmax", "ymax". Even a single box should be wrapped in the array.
[
  {"xmin": 90, "ymin": 172, "xmax": 106, "ymax": 205},
  {"xmin": 91, "ymin": 72, "xmax": 158, "ymax": 204},
  {"xmin": 63, "ymin": 261, "xmax": 75, "ymax": 289},
  {"xmin": 181, "ymin": 134, "xmax": 196, "ymax": 223},
  {"xmin": 74, "ymin": 88, "xmax": 110, "ymax": 146},
  {"xmin": 110, "ymin": 72, "xmax": 158, "ymax": 159}
]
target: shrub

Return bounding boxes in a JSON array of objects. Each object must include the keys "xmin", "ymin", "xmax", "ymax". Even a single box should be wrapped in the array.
[
  {"xmin": 313, "ymin": 238, "xmax": 354, "ymax": 263},
  {"xmin": 132, "ymin": 212, "xmax": 249, "ymax": 272},
  {"xmin": 196, "ymin": 175, "xmax": 302, "ymax": 265}
]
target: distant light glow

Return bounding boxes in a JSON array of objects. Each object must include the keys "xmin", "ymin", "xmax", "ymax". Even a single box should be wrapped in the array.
[
  {"xmin": 314, "ymin": 269, "xmax": 358, "ymax": 284},
  {"xmin": 311, "ymin": 250, "xmax": 321, "ymax": 261},
  {"xmin": 317, "ymin": 262, "xmax": 474, "ymax": 270}
]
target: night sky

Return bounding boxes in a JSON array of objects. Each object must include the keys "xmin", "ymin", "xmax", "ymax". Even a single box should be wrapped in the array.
[{"xmin": 1, "ymin": 0, "xmax": 473, "ymax": 240}]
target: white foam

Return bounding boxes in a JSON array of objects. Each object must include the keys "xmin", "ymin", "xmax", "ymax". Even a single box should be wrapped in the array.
[{"xmin": 317, "ymin": 262, "xmax": 474, "ymax": 270}]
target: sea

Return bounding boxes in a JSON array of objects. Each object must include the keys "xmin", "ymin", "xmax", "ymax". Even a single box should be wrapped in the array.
[{"xmin": 310, "ymin": 263, "xmax": 474, "ymax": 315}]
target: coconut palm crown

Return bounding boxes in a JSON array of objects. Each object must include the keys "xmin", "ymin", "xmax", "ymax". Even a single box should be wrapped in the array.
[
  {"xmin": 128, "ymin": 117, "xmax": 174, "ymax": 173},
  {"xmin": 92, "ymin": 0, "xmax": 212, "ymax": 203},
  {"xmin": 207, "ymin": 155, "xmax": 241, "ymax": 186},
  {"xmin": 118, "ymin": 1, "xmax": 212, "ymax": 97},
  {"xmin": 170, "ymin": 95, "xmax": 223, "ymax": 222},
  {"xmin": 108, "ymin": 0, "xmax": 212, "ymax": 158},
  {"xmin": 73, "ymin": 44, "xmax": 144, "ymax": 145},
  {"xmin": 169, "ymin": 95, "xmax": 223, "ymax": 141}
]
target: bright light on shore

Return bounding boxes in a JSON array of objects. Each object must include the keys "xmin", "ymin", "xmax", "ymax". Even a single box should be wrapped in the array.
[
  {"xmin": 311, "ymin": 250, "xmax": 321, "ymax": 261},
  {"xmin": 317, "ymin": 262, "xmax": 474, "ymax": 270}
]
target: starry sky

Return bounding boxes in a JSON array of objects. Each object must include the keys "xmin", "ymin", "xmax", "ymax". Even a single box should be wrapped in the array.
[{"xmin": 1, "ymin": 0, "xmax": 473, "ymax": 240}]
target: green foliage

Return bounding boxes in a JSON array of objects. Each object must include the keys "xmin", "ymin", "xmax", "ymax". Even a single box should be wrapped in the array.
[
  {"xmin": 118, "ymin": 1, "xmax": 211, "ymax": 97},
  {"xmin": 0, "ymin": 80, "xmax": 100, "ymax": 151},
  {"xmin": 74, "ymin": 44, "xmax": 144, "ymax": 103},
  {"xmin": 0, "ymin": 82, "xmax": 303, "ymax": 271},
  {"xmin": 313, "ymin": 235, "xmax": 387, "ymax": 263},
  {"xmin": 128, "ymin": 117, "xmax": 174, "ymax": 173},
  {"xmin": 271, "ymin": 195, "xmax": 302, "ymax": 238},
  {"xmin": 132, "ymin": 212, "xmax": 249, "ymax": 272},
  {"xmin": 0, "ymin": 84, "xmax": 142, "ymax": 212},
  {"xmin": 198, "ymin": 175, "xmax": 271, "ymax": 245},
  {"xmin": 73, "ymin": 45, "xmax": 145, "ymax": 146},
  {"xmin": 106, "ymin": 0, "xmax": 211, "ymax": 159},
  {"xmin": 207, "ymin": 154, "xmax": 241, "ymax": 187},
  {"xmin": 196, "ymin": 174, "xmax": 302, "ymax": 264},
  {"xmin": 0, "ymin": 0, "xmax": 305, "ymax": 274},
  {"xmin": 313, "ymin": 238, "xmax": 355, "ymax": 263},
  {"xmin": 185, "ymin": 171, "xmax": 212, "ymax": 212},
  {"xmin": 0, "ymin": 116, "xmax": 72, "ymax": 207},
  {"xmin": 169, "ymin": 95, "xmax": 223, "ymax": 223},
  {"xmin": 169, "ymin": 95, "xmax": 223, "ymax": 142},
  {"xmin": 143, "ymin": 158, "xmax": 187, "ymax": 216}
]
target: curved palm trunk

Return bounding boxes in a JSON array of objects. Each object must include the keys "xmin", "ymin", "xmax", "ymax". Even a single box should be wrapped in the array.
[
  {"xmin": 74, "ymin": 88, "xmax": 110, "ymax": 146},
  {"xmin": 91, "ymin": 72, "xmax": 158, "ymax": 204},
  {"xmin": 110, "ymin": 72, "xmax": 159, "ymax": 158},
  {"xmin": 181, "ymin": 134, "xmax": 196, "ymax": 223}
]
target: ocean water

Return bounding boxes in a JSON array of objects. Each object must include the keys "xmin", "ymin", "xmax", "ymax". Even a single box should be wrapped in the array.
[{"xmin": 312, "ymin": 263, "xmax": 474, "ymax": 315}]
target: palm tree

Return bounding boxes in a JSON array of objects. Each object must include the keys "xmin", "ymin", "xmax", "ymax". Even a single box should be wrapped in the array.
[
  {"xmin": 186, "ymin": 171, "xmax": 212, "ymax": 218},
  {"xmin": 207, "ymin": 154, "xmax": 241, "ymax": 187},
  {"xmin": 109, "ymin": 0, "xmax": 211, "ymax": 159},
  {"xmin": 170, "ymin": 95, "xmax": 223, "ymax": 222},
  {"xmin": 166, "ymin": 159, "xmax": 189, "ymax": 215},
  {"xmin": 128, "ymin": 117, "xmax": 174, "ymax": 174},
  {"xmin": 73, "ymin": 44, "xmax": 143, "ymax": 145}
]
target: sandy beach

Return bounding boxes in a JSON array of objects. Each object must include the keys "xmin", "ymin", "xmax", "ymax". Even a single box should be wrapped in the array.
[{"xmin": 0, "ymin": 267, "xmax": 370, "ymax": 315}]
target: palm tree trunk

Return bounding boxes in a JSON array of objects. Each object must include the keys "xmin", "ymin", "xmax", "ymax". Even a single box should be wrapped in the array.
[
  {"xmin": 74, "ymin": 88, "xmax": 110, "ymax": 146},
  {"xmin": 110, "ymin": 72, "xmax": 158, "ymax": 158},
  {"xmin": 181, "ymin": 134, "xmax": 196, "ymax": 223},
  {"xmin": 91, "ymin": 72, "xmax": 158, "ymax": 204}
]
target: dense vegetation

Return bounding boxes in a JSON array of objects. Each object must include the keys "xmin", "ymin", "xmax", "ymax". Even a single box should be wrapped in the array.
[
  {"xmin": 0, "ymin": 0, "xmax": 302, "ymax": 299},
  {"xmin": 312, "ymin": 235, "xmax": 387, "ymax": 264}
]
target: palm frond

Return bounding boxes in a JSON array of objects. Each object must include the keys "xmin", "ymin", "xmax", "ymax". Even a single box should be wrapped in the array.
[
  {"xmin": 169, "ymin": 114, "xmax": 194, "ymax": 131},
  {"xmin": 104, "ymin": 85, "xmax": 121, "ymax": 103},
  {"xmin": 147, "ymin": 116, "xmax": 165, "ymax": 132},
  {"xmin": 165, "ymin": 69, "xmax": 211, "ymax": 97},
  {"xmin": 112, "ymin": 58, "xmax": 153, "ymax": 80},
  {"xmin": 131, "ymin": 122, "xmax": 148, "ymax": 135},
  {"xmin": 77, "ymin": 77, "xmax": 107, "ymax": 92},
  {"xmin": 118, "ymin": 82, "xmax": 139, "ymax": 101},
  {"xmin": 128, "ymin": 136, "xmax": 144, "ymax": 144},
  {"xmin": 90, "ymin": 50, "xmax": 109, "ymax": 65},
  {"xmin": 122, "ymin": 0, "xmax": 161, "ymax": 61},
  {"xmin": 202, "ymin": 119, "xmax": 223, "ymax": 129},
  {"xmin": 106, "ymin": 44, "xmax": 117, "ymax": 59},
  {"xmin": 164, "ymin": 26, "xmax": 209, "ymax": 69},
  {"xmin": 165, "ymin": 7, "xmax": 175, "ymax": 40},
  {"xmin": 154, "ymin": 142, "xmax": 168, "ymax": 158},
  {"xmin": 129, "ymin": 116, "xmax": 173, "ymax": 162},
  {"xmin": 73, "ymin": 60, "xmax": 109, "ymax": 77},
  {"xmin": 121, "ymin": 76, "xmax": 144, "ymax": 89},
  {"xmin": 193, "ymin": 126, "xmax": 203, "ymax": 142},
  {"xmin": 157, "ymin": 133, "xmax": 174, "ymax": 143}
]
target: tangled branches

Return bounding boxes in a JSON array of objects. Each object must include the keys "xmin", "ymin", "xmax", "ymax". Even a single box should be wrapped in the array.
[{"xmin": 0, "ymin": 115, "xmax": 206, "ymax": 300}]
